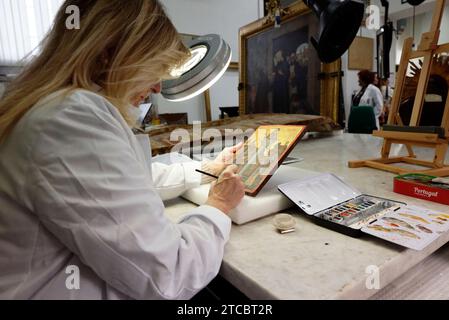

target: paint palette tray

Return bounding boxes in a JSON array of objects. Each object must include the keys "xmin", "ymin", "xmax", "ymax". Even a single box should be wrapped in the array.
[
  {"xmin": 278, "ymin": 173, "xmax": 402, "ymax": 237},
  {"xmin": 278, "ymin": 173, "xmax": 449, "ymax": 250},
  {"xmin": 315, "ymin": 195, "xmax": 401, "ymax": 233}
]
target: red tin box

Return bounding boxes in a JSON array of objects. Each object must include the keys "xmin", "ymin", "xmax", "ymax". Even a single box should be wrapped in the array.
[{"xmin": 394, "ymin": 174, "xmax": 449, "ymax": 206}]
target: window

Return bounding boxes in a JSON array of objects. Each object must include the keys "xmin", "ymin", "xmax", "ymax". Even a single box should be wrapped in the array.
[{"xmin": 0, "ymin": 0, "xmax": 64, "ymax": 64}]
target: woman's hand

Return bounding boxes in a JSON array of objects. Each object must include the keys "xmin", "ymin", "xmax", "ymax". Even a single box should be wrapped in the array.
[
  {"xmin": 206, "ymin": 165, "xmax": 245, "ymax": 214},
  {"xmin": 200, "ymin": 142, "xmax": 244, "ymax": 184},
  {"xmin": 214, "ymin": 142, "xmax": 244, "ymax": 166}
]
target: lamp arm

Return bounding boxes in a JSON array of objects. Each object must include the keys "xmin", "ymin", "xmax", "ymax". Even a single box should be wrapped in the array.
[{"xmin": 380, "ymin": 0, "xmax": 390, "ymax": 26}]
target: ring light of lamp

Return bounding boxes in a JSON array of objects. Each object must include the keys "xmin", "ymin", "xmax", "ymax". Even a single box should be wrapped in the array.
[{"xmin": 162, "ymin": 34, "xmax": 232, "ymax": 102}]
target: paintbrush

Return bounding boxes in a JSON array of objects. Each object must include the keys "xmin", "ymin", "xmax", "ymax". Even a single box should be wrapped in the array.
[{"xmin": 195, "ymin": 169, "xmax": 219, "ymax": 180}]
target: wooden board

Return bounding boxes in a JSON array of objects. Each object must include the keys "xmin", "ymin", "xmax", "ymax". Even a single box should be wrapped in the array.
[
  {"xmin": 348, "ymin": 36, "xmax": 374, "ymax": 70},
  {"xmin": 146, "ymin": 114, "xmax": 339, "ymax": 155},
  {"xmin": 236, "ymin": 125, "xmax": 307, "ymax": 196}
]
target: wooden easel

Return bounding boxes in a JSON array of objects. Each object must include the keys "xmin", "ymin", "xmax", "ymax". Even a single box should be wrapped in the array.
[{"xmin": 349, "ymin": 0, "xmax": 449, "ymax": 177}]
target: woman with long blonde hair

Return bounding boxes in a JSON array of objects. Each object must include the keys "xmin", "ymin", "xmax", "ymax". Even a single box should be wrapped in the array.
[{"xmin": 0, "ymin": 0, "xmax": 244, "ymax": 300}]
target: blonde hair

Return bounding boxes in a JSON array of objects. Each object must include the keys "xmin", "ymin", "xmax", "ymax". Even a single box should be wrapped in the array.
[{"xmin": 0, "ymin": 0, "xmax": 189, "ymax": 141}]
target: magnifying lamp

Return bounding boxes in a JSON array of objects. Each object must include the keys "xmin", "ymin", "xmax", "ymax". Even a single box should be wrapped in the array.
[
  {"xmin": 304, "ymin": 0, "xmax": 365, "ymax": 63},
  {"xmin": 161, "ymin": 34, "xmax": 231, "ymax": 102}
]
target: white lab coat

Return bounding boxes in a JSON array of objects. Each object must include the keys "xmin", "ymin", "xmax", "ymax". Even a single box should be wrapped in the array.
[
  {"xmin": 0, "ymin": 89, "xmax": 231, "ymax": 300},
  {"xmin": 358, "ymin": 84, "xmax": 384, "ymax": 130}
]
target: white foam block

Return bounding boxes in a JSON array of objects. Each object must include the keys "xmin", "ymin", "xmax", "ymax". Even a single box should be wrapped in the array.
[{"xmin": 182, "ymin": 166, "xmax": 319, "ymax": 225}]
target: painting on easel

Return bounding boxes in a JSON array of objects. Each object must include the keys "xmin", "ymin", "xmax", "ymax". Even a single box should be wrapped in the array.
[{"xmin": 399, "ymin": 55, "xmax": 449, "ymax": 127}]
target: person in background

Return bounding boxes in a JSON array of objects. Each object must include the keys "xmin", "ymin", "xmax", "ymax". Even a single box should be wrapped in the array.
[
  {"xmin": 352, "ymin": 70, "xmax": 384, "ymax": 129},
  {"xmin": 0, "ymin": 0, "xmax": 245, "ymax": 300}
]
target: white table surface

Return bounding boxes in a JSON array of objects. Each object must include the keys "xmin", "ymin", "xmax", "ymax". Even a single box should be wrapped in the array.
[{"xmin": 163, "ymin": 132, "xmax": 449, "ymax": 300}]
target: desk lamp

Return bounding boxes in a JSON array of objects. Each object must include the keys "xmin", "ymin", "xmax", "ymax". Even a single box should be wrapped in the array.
[{"xmin": 161, "ymin": 34, "xmax": 231, "ymax": 102}]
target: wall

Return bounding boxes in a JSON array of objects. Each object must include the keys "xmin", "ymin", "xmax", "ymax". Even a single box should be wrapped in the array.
[
  {"xmin": 156, "ymin": 0, "xmax": 261, "ymax": 123},
  {"xmin": 394, "ymin": 3, "xmax": 449, "ymax": 66},
  {"xmin": 441, "ymin": 4, "xmax": 449, "ymax": 43},
  {"xmin": 389, "ymin": 0, "xmax": 438, "ymax": 20},
  {"xmin": 388, "ymin": 1, "xmax": 449, "ymax": 103},
  {"xmin": 341, "ymin": 28, "xmax": 378, "ymax": 127}
]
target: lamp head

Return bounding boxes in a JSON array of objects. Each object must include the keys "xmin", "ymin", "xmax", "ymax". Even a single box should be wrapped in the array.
[
  {"xmin": 161, "ymin": 34, "xmax": 231, "ymax": 102},
  {"xmin": 407, "ymin": 0, "xmax": 426, "ymax": 5},
  {"xmin": 304, "ymin": 0, "xmax": 365, "ymax": 63}
]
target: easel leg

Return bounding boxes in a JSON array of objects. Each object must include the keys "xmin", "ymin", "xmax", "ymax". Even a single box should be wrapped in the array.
[
  {"xmin": 395, "ymin": 115, "xmax": 415, "ymax": 158},
  {"xmin": 405, "ymin": 144, "xmax": 415, "ymax": 158},
  {"xmin": 435, "ymin": 143, "xmax": 448, "ymax": 168},
  {"xmin": 381, "ymin": 140, "xmax": 392, "ymax": 159}
]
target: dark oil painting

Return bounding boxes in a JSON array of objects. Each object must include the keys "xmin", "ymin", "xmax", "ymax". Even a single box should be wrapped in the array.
[{"xmin": 245, "ymin": 11, "xmax": 321, "ymax": 115}]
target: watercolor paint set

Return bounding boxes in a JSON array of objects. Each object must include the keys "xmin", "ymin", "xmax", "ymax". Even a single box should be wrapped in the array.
[{"xmin": 278, "ymin": 173, "xmax": 449, "ymax": 250}]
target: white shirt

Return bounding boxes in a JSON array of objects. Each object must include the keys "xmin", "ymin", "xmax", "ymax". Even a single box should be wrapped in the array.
[
  {"xmin": 358, "ymin": 84, "xmax": 384, "ymax": 129},
  {"xmin": 0, "ymin": 89, "xmax": 231, "ymax": 300}
]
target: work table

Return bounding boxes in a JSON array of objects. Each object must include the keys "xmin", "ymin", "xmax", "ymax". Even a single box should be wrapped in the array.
[{"xmin": 163, "ymin": 133, "xmax": 449, "ymax": 300}]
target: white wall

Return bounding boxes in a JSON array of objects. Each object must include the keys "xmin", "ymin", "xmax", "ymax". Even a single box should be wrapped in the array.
[
  {"xmin": 393, "ymin": 2, "xmax": 449, "ymax": 67},
  {"xmin": 389, "ymin": 0, "xmax": 438, "ymax": 20},
  {"xmin": 341, "ymin": 28, "xmax": 378, "ymax": 127},
  {"xmin": 156, "ymin": 0, "xmax": 261, "ymax": 123}
]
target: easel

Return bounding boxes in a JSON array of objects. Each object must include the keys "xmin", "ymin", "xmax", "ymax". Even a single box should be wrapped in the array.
[{"xmin": 349, "ymin": 0, "xmax": 449, "ymax": 177}]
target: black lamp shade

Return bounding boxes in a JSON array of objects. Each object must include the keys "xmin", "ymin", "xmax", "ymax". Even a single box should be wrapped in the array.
[
  {"xmin": 407, "ymin": 0, "xmax": 426, "ymax": 6},
  {"xmin": 305, "ymin": 0, "xmax": 365, "ymax": 63}
]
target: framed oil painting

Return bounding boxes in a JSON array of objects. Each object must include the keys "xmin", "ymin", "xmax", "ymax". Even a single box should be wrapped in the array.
[
  {"xmin": 263, "ymin": 0, "xmax": 300, "ymax": 16},
  {"xmin": 235, "ymin": 125, "xmax": 307, "ymax": 196},
  {"xmin": 239, "ymin": 2, "xmax": 341, "ymax": 123}
]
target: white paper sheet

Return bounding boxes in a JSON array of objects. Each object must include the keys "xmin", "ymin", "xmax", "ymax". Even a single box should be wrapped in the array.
[{"xmin": 362, "ymin": 205, "xmax": 449, "ymax": 250}]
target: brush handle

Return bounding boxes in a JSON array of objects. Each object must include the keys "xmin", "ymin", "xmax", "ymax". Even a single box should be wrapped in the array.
[{"xmin": 195, "ymin": 169, "xmax": 219, "ymax": 180}]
